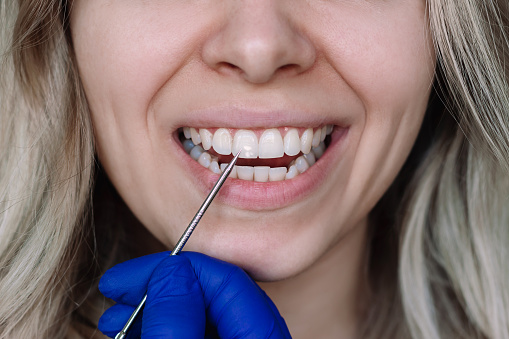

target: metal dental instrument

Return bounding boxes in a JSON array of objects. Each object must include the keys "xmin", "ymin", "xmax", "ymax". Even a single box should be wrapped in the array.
[{"xmin": 115, "ymin": 150, "xmax": 242, "ymax": 339}]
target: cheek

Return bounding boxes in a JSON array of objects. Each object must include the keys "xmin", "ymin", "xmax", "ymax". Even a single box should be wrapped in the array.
[
  {"xmin": 308, "ymin": 3, "xmax": 435, "ymax": 223},
  {"xmin": 70, "ymin": 0, "xmax": 215, "ymax": 130},
  {"xmin": 312, "ymin": 2, "xmax": 435, "ymax": 113}
]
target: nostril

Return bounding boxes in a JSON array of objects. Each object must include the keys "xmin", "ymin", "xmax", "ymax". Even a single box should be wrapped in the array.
[
  {"xmin": 213, "ymin": 61, "xmax": 304, "ymax": 83},
  {"xmin": 216, "ymin": 62, "xmax": 243, "ymax": 76}
]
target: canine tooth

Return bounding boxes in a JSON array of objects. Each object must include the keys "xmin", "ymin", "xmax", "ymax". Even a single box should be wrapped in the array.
[
  {"xmin": 285, "ymin": 165, "xmax": 299, "ymax": 180},
  {"xmin": 259, "ymin": 129, "xmax": 284, "ymax": 158},
  {"xmin": 236, "ymin": 166, "xmax": 254, "ymax": 180},
  {"xmin": 312, "ymin": 142, "xmax": 325, "ymax": 159},
  {"xmin": 233, "ymin": 130, "xmax": 258, "ymax": 158},
  {"xmin": 295, "ymin": 156, "xmax": 310, "ymax": 173},
  {"xmin": 183, "ymin": 127, "xmax": 191, "ymax": 139},
  {"xmin": 198, "ymin": 152, "xmax": 211, "ymax": 168},
  {"xmin": 326, "ymin": 124, "xmax": 333, "ymax": 135},
  {"xmin": 200, "ymin": 129, "xmax": 213, "ymax": 150},
  {"xmin": 254, "ymin": 166, "xmax": 270, "ymax": 182},
  {"xmin": 190, "ymin": 145, "xmax": 204, "ymax": 161},
  {"xmin": 284, "ymin": 128, "xmax": 300, "ymax": 156},
  {"xmin": 320, "ymin": 126, "xmax": 327, "ymax": 141},
  {"xmin": 182, "ymin": 139, "xmax": 195, "ymax": 153},
  {"xmin": 212, "ymin": 128, "xmax": 232, "ymax": 155},
  {"xmin": 303, "ymin": 152, "xmax": 316, "ymax": 166},
  {"xmin": 220, "ymin": 163, "xmax": 237, "ymax": 178},
  {"xmin": 312, "ymin": 128, "xmax": 321, "ymax": 147},
  {"xmin": 190, "ymin": 128, "xmax": 201, "ymax": 145},
  {"xmin": 269, "ymin": 167, "xmax": 287, "ymax": 181},
  {"xmin": 209, "ymin": 160, "xmax": 221, "ymax": 174},
  {"xmin": 300, "ymin": 128, "xmax": 313, "ymax": 154}
]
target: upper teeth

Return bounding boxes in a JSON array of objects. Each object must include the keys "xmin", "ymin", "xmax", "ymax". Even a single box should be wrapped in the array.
[{"xmin": 183, "ymin": 126, "xmax": 333, "ymax": 159}]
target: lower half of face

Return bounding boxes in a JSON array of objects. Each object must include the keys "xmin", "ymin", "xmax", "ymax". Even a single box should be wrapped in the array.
[{"xmin": 72, "ymin": 0, "xmax": 435, "ymax": 281}]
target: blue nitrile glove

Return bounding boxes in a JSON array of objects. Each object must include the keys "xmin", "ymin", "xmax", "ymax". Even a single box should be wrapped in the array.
[{"xmin": 98, "ymin": 251, "xmax": 291, "ymax": 339}]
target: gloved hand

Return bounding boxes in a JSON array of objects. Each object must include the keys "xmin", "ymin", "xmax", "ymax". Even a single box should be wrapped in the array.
[{"xmin": 98, "ymin": 251, "xmax": 291, "ymax": 339}]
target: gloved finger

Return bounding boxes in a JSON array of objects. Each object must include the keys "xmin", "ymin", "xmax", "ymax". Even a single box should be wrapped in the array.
[
  {"xmin": 141, "ymin": 255, "xmax": 206, "ymax": 339},
  {"xmin": 98, "ymin": 303, "xmax": 141, "ymax": 339},
  {"xmin": 181, "ymin": 252, "xmax": 291, "ymax": 338},
  {"xmin": 99, "ymin": 251, "xmax": 170, "ymax": 305},
  {"xmin": 257, "ymin": 286, "xmax": 292, "ymax": 338}
]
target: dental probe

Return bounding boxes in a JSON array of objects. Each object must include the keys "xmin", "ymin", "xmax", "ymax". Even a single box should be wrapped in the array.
[{"xmin": 115, "ymin": 150, "xmax": 242, "ymax": 339}]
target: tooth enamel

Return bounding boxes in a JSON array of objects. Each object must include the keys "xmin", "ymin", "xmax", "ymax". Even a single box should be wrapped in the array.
[
  {"xmin": 313, "ymin": 142, "xmax": 325, "ymax": 159},
  {"xmin": 182, "ymin": 139, "xmax": 195, "ymax": 154},
  {"xmin": 300, "ymin": 128, "xmax": 313, "ymax": 154},
  {"xmin": 269, "ymin": 167, "xmax": 287, "ymax": 181},
  {"xmin": 199, "ymin": 128, "xmax": 213, "ymax": 150},
  {"xmin": 284, "ymin": 128, "xmax": 300, "ymax": 156},
  {"xmin": 254, "ymin": 166, "xmax": 270, "ymax": 182},
  {"xmin": 303, "ymin": 152, "xmax": 316, "ymax": 166},
  {"xmin": 209, "ymin": 160, "xmax": 221, "ymax": 174},
  {"xmin": 259, "ymin": 129, "xmax": 284, "ymax": 159},
  {"xmin": 233, "ymin": 130, "xmax": 258, "ymax": 158},
  {"xmin": 285, "ymin": 165, "xmax": 298, "ymax": 180},
  {"xmin": 212, "ymin": 128, "xmax": 233, "ymax": 155},
  {"xmin": 220, "ymin": 163, "xmax": 238, "ymax": 178},
  {"xmin": 312, "ymin": 128, "xmax": 321, "ymax": 147},
  {"xmin": 236, "ymin": 166, "xmax": 254, "ymax": 180},
  {"xmin": 198, "ymin": 152, "xmax": 211, "ymax": 168},
  {"xmin": 295, "ymin": 156, "xmax": 310, "ymax": 173},
  {"xmin": 190, "ymin": 128, "xmax": 201, "ymax": 145},
  {"xmin": 183, "ymin": 125, "xmax": 330, "ymax": 180},
  {"xmin": 190, "ymin": 145, "xmax": 204, "ymax": 161}
]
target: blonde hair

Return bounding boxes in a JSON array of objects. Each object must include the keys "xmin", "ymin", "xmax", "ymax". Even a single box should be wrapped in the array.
[
  {"xmin": 1, "ymin": 0, "xmax": 508, "ymax": 338},
  {"xmin": 0, "ymin": 1, "xmax": 95, "ymax": 337}
]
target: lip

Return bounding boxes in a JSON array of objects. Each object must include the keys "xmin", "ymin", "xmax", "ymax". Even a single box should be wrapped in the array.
[
  {"xmin": 169, "ymin": 105, "xmax": 354, "ymax": 130},
  {"xmin": 172, "ymin": 120, "xmax": 349, "ymax": 211}
]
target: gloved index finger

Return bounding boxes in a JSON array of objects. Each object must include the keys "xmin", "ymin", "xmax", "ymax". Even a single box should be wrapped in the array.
[{"xmin": 99, "ymin": 251, "xmax": 170, "ymax": 305}]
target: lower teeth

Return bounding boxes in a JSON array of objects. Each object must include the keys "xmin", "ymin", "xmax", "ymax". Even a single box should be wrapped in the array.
[{"xmin": 181, "ymin": 134, "xmax": 327, "ymax": 182}]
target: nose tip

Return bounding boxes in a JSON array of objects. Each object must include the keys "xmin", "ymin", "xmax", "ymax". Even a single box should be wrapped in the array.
[
  {"xmin": 202, "ymin": 2, "xmax": 316, "ymax": 84},
  {"xmin": 220, "ymin": 38, "xmax": 315, "ymax": 84}
]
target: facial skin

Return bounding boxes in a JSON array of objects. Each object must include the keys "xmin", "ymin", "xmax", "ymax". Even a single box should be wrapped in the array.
[{"xmin": 72, "ymin": 1, "xmax": 434, "ymax": 337}]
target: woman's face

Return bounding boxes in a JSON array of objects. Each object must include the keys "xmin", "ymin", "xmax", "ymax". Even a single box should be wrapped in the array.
[{"xmin": 71, "ymin": 0, "xmax": 434, "ymax": 281}]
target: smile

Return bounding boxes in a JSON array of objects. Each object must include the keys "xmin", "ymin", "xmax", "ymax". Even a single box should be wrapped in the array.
[{"xmin": 179, "ymin": 125, "xmax": 334, "ymax": 182}]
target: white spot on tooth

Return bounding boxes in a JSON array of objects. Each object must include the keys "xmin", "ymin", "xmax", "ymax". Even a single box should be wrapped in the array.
[{"xmin": 233, "ymin": 130, "xmax": 258, "ymax": 158}]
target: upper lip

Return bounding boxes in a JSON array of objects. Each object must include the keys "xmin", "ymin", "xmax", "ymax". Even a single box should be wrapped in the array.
[{"xmin": 168, "ymin": 106, "xmax": 352, "ymax": 131}]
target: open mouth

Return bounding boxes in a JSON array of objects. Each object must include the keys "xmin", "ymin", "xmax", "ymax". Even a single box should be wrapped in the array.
[{"xmin": 178, "ymin": 125, "xmax": 333, "ymax": 182}]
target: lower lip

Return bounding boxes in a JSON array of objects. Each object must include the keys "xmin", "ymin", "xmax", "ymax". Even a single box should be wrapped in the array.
[{"xmin": 173, "ymin": 128, "xmax": 348, "ymax": 211}]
